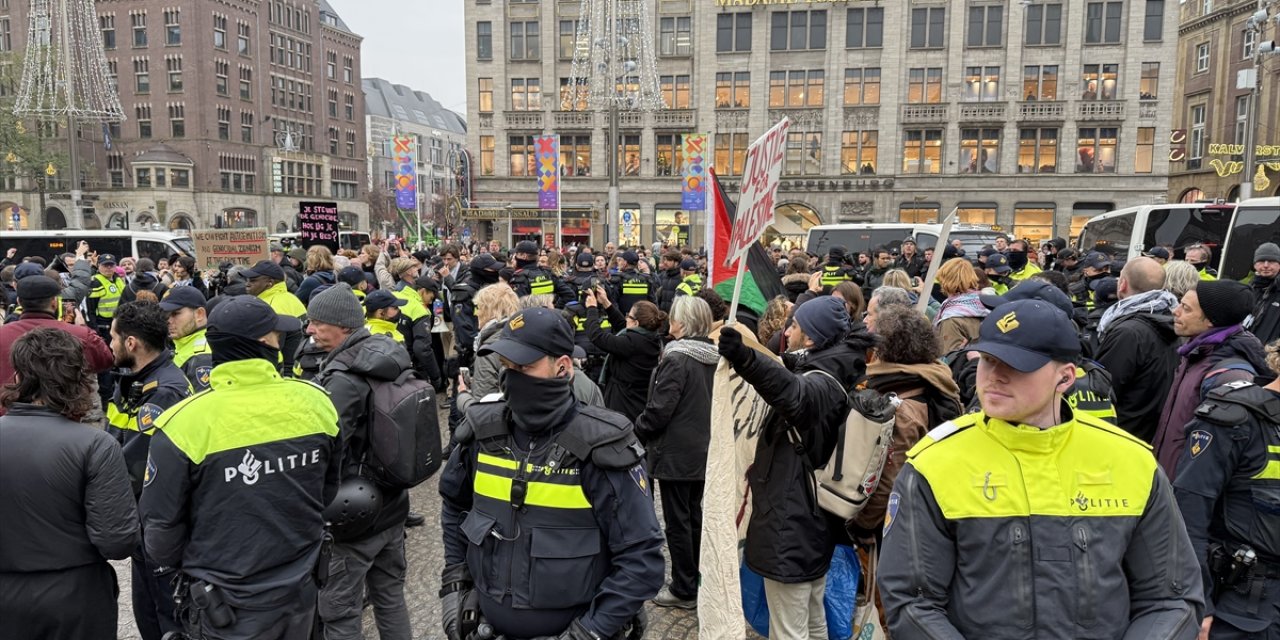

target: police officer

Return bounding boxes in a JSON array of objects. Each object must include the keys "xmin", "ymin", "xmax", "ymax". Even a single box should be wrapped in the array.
[
  {"xmin": 609, "ymin": 250, "xmax": 656, "ymax": 315},
  {"xmin": 565, "ymin": 252, "xmax": 609, "ymax": 383},
  {"xmin": 674, "ymin": 258, "xmax": 703, "ymax": 297},
  {"xmin": 439, "ymin": 308, "xmax": 663, "ymax": 640},
  {"xmin": 1174, "ymin": 343, "xmax": 1280, "ymax": 639},
  {"xmin": 879, "ymin": 299, "xmax": 1204, "ymax": 638},
  {"xmin": 244, "ymin": 259, "xmax": 307, "ymax": 376},
  {"xmin": 364, "ymin": 288, "xmax": 409, "ymax": 344},
  {"xmin": 105, "ymin": 301, "xmax": 191, "ymax": 640},
  {"xmin": 160, "ymin": 286, "xmax": 213, "ymax": 393},
  {"xmin": 820, "ymin": 245, "xmax": 857, "ymax": 289},
  {"xmin": 510, "ymin": 240, "xmax": 576, "ymax": 308},
  {"xmin": 984, "ymin": 252, "xmax": 1014, "ymax": 295},
  {"xmin": 1071, "ymin": 251, "xmax": 1112, "ymax": 310},
  {"xmin": 88, "ymin": 253, "xmax": 124, "ymax": 334},
  {"xmin": 140, "ymin": 295, "xmax": 340, "ymax": 640}
]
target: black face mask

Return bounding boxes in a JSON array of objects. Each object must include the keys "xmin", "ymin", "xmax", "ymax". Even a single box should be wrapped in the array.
[
  {"xmin": 1188, "ymin": 261, "xmax": 1206, "ymax": 270},
  {"xmin": 501, "ymin": 369, "xmax": 576, "ymax": 434},
  {"xmin": 208, "ymin": 330, "xmax": 281, "ymax": 367},
  {"xmin": 1007, "ymin": 251, "xmax": 1029, "ymax": 271}
]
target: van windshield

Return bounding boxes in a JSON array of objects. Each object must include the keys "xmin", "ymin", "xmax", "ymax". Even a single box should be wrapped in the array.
[
  {"xmin": 1079, "ymin": 213, "xmax": 1136, "ymax": 257},
  {"xmin": 173, "ymin": 236, "xmax": 195, "ymax": 256},
  {"xmin": 949, "ymin": 230, "xmax": 1003, "ymax": 256},
  {"xmin": 1222, "ymin": 205, "xmax": 1280, "ymax": 281},
  {"xmin": 1143, "ymin": 206, "xmax": 1234, "ymax": 269}
]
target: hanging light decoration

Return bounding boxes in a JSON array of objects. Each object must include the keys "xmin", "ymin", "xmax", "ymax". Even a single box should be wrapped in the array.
[
  {"xmin": 45, "ymin": 161, "xmax": 57, "ymax": 175},
  {"xmin": 567, "ymin": 0, "xmax": 664, "ymax": 112},
  {"xmin": 14, "ymin": 0, "xmax": 125, "ymax": 122}
]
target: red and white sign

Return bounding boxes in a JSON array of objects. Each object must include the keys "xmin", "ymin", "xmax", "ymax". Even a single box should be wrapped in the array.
[{"xmin": 726, "ymin": 118, "xmax": 790, "ymax": 264}]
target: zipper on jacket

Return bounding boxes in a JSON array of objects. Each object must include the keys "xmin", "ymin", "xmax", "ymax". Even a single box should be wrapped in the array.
[
  {"xmin": 1162, "ymin": 478, "xmax": 1186, "ymax": 598},
  {"xmin": 1075, "ymin": 526, "xmax": 1096, "ymax": 626},
  {"xmin": 1011, "ymin": 522, "xmax": 1034, "ymax": 630}
]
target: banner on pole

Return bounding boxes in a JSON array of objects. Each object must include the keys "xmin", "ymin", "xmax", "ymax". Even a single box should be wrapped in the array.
[
  {"xmin": 681, "ymin": 133, "xmax": 708, "ymax": 211},
  {"xmin": 536, "ymin": 135, "xmax": 560, "ymax": 210},
  {"xmin": 393, "ymin": 136, "xmax": 417, "ymax": 211},
  {"xmin": 726, "ymin": 119, "xmax": 789, "ymax": 265}
]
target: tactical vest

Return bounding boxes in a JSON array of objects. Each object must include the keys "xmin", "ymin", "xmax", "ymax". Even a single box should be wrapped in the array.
[
  {"xmin": 91, "ymin": 273, "xmax": 122, "ymax": 319},
  {"xmin": 392, "ymin": 286, "xmax": 429, "ymax": 321},
  {"xmin": 1066, "ymin": 362, "xmax": 1117, "ymax": 424},
  {"xmin": 460, "ymin": 402, "xmax": 639, "ymax": 611},
  {"xmin": 514, "ymin": 268, "xmax": 556, "ymax": 297},
  {"xmin": 821, "ymin": 264, "xmax": 852, "ymax": 288},
  {"xmin": 619, "ymin": 274, "xmax": 650, "ymax": 298}
]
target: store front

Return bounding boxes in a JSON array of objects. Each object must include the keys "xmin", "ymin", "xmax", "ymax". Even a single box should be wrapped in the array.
[{"xmin": 461, "ymin": 206, "xmax": 601, "ymax": 250}]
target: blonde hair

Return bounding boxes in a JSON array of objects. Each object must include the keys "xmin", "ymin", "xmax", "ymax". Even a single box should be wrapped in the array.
[
  {"xmin": 938, "ymin": 258, "xmax": 980, "ymax": 297},
  {"xmin": 1163, "ymin": 261, "xmax": 1200, "ymax": 301},
  {"xmin": 304, "ymin": 245, "xmax": 335, "ymax": 275},
  {"xmin": 882, "ymin": 269, "xmax": 912, "ymax": 290},
  {"xmin": 519, "ymin": 293, "xmax": 555, "ymax": 310},
  {"xmin": 389, "ymin": 257, "xmax": 417, "ymax": 279},
  {"xmin": 475, "ymin": 283, "xmax": 520, "ymax": 327},
  {"xmin": 1267, "ymin": 339, "xmax": 1280, "ymax": 376},
  {"xmin": 546, "ymin": 251, "xmax": 566, "ymax": 277},
  {"xmin": 758, "ymin": 295, "xmax": 791, "ymax": 344}
]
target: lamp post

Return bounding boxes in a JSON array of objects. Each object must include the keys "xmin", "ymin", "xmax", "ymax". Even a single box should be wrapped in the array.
[{"xmin": 1242, "ymin": 1, "xmax": 1280, "ymax": 200}]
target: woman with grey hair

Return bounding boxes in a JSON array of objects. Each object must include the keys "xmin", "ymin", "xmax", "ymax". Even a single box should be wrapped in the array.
[
  {"xmin": 1163, "ymin": 260, "xmax": 1200, "ymax": 301},
  {"xmin": 634, "ymin": 295, "xmax": 719, "ymax": 610}
]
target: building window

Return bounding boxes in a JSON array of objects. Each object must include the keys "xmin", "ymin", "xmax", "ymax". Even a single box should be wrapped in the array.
[
  {"xmin": 510, "ymin": 21, "xmax": 540, "ymax": 61},
  {"xmin": 1081, "ymin": 64, "xmax": 1117, "ymax": 100},
  {"xmin": 900, "ymin": 205, "xmax": 941, "ymax": 224},
  {"xmin": 1204, "ymin": 0, "xmax": 1213, "ymax": 14},
  {"xmin": 967, "ymin": 5, "xmax": 1003, "ymax": 47},
  {"xmin": 215, "ymin": 60, "xmax": 229, "ymax": 95},
  {"xmin": 559, "ymin": 20, "xmax": 583, "ymax": 59},
  {"xmin": 328, "ymin": 127, "xmax": 338, "ymax": 155},
  {"xmin": 344, "ymin": 94, "xmax": 354, "ymax": 120},
  {"xmin": 479, "ymin": 136, "xmax": 495, "ymax": 175},
  {"xmin": 770, "ymin": 10, "xmax": 827, "ymax": 51},
  {"xmin": 768, "ymin": 69, "xmax": 823, "ymax": 108},
  {"xmin": 656, "ymin": 134, "xmax": 682, "ymax": 176},
  {"xmin": 1135, "ymin": 127, "xmax": 1155, "ymax": 173},
  {"xmin": 479, "ymin": 78, "xmax": 493, "ymax": 113},
  {"xmin": 1244, "ymin": 28, "xmax": 1257, "ymax": 59},
  {"xmin": 558, "ymin": 134, "xmax": 592, "ymax": 176},
  {"xmin": 1024, "ymin": 3, "xmax": 1062, "ymax": 45},
  {"xmin": 326, "ymin": 51, "xmax": 336, "ymax": 78},
  {"xmin": 1022, "ymin": 65, "xmax": 1058, "ymax": 100},
  {"xmin": 617, "ymin": 134, "xmax": 641, "ymax": 176},
  {"xmin": 1195, "ymin": 42, "xmax": 1210, "ymax": 72},
  {"xmin": 346, "ymin": 131, "xmax": 356, "ymax": 157},
  {"xmin": 327, "ymin": 89, "xmax": 337, "ymax": 116},
  {"xmin": 239, "ymin": 67, "xmax": 251, "ymax": 99},
  {"xmin": 132, "ymin": 12, "xmax": 147, "ymax": 47},
  {"xmin": 1013, "ymin": 207, "xmax": 1054, "ymax": 244},
  {"xmin": 1018, "ymin": 128, "xmax": 1057, "ymax": 173},
  {"xmin": 237, "ymin": 22, "xmax": 250, "ymax": 55},
  {"xmin": 134, "ymin": 58, "xmax": 150, "ymax": 93},
  {"xmin": 716, "ymin": 13, "xmax": 751, "ymax": 52},
  {"xmin": 213, "ymin": 15, "xmax": 226, "ymax": 49},
  {"xmin": 477, "ymin": 22, "xmax": 492, "ymax": 60},
  {"xmin": 136, "ymin": 167, "xmax": 151, "ymax": 187},
  {"xmin": 907, "ymin": 67, "xmax": 943, "ymax": 104},
  {"xmin": 714, "ymin": 132, "xmax": 749, "ymax": 176},
  {"xmin": 509, "ymin": 135, "xmax": 535, "ymax": 176},
  {"xmin": 101, "ymin": 15, "xmax": 116, "ymax": 50},
  {"xmin": 1085, "ymin": 2, "xmax": 1123, "ymax": 44},
  {"xmin": 961, "ymin": 128, "xmax": 1001, "ymax": 173},
  {"xmin": 166, "ymin": 56, "xmax": 182, "ymax": 91},
  {"xmin": 1235, "ymin": 95, "xmax": 1249, "ymax": 146},
  {"xmin": 217, "ymin": 105, "xmax": 230, "ymax": 140},
  {"xmin": 136, "ymin": 104, "xmax": 152, "ymax": 138},
  {"xmin": 106, "ymin": 60, "xmax": 118, "ymax": 92},
  {"xmin": 164, "ymin": 9, "xmax": 180, "ymax": 45},
  {"xmin": 958, "ymin": 207, "xmax": 997, "ymax": 224},
  {"xmin": 510, "ymin": 78, "xmax": 541, "ymax": 111},
  {"xmin": 963, "ymin": 66, "xmax": 1001, "ymax": 102},
  {"xmin": 903, "ymin": 129, "xmax": 943, "ymax": 174},
  {"xmin": 846, "ymin": 7, "xmax": 884, "ymax": 48},
  {"xmin": 715, "ymin": 72, "xmax": 750, "ymax": 108},
  {"xmin": 910, "ymin": 7, "xmax": 946, "ymax": 49},
  {"xmin": 841, "ymin": 131, "xmax": 877, "ymax": 174},
  {"xmin": 843, "ymin": 68, "xmax": 881, "ymax": 105},
  {"xmin": 108, "ymin": 154, "xmax": 124, "ymax": 187},
  {"xmin": 169, "ymin": 103, "xmax": 185, "ymax": 138},
  {"xmin": 785, "ymin": 132, "xmax": 822, "ymax": 175},
  {"xmin": 1144, "ymin": 0, "xmax": 1164, "ymax": 41},
  {"xmin": 659, "ymin": 17, "xmax": 692, "ymax": 56},
  {"xmin": 1140, "ymin": 62, "xmax": 1159, "ymax": 99},
  {"xmin": 1076, "ymin": 127, "xmax": 1117, "ymax": 173},
  {"xmin": 342, "ymin": 56, "xmax": 352, "ymax": 83},
  {"xmin": 660, "ymin": 75, "xmax": 691, "ymax": 109},
  {"xmin": 559, "ymin": 77, "xmax": 588, "ymax": 111},
  {"xmin": 241, "ymin": 111, "xmax": 253, "ymax": 143}
]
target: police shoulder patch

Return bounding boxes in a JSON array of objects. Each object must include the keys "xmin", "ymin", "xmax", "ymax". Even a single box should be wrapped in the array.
[
  {"xmin": 884, "ymin": 492, "xmax": 901, "ymax": 536},
  {"xmin": 1189, "ymin": 430, "xmax": 1213, "ymax": 458},
  {"xmin": 629, "ymin": 465, "xmax": 650, "ymax": 497},
  {"xmin": 195, "ymin": 366, "xmax": 212, "ymax": 388},
  {"xmin": 136, "ymin": 403, "xmax": 165, "ymax": 433},
  {"xmin": 143, "ymin": 453, "xmax": 157, "ymax": 488}
]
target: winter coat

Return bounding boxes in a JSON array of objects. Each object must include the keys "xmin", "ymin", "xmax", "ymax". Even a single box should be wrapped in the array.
[
  {"xmin": 655, "ymin": 267, "xmax": 682, "ymax": 312},
  {"xmin": 634, "ymin": 337, "xmax": 718, "ymax": 480},
  {"xmin": 861, "ymin": 266, "xmax": 890, "ymax": 302},
  {"xmin": 934, "ymin": 291, "xmax": 989, "ymax": 352},
  {"xmin": 281, "ymin": 262, "xmax": 303, "ymax": 293},
  {"xmin": 121, "ymin": 272, "xmax": 167, "ymax": 303},
  {"xmin": 1246, "ymin": 276, "xmax": 1280, "ymax": 346},
  {"xmin": 296, "ymin": 270, "xmax": 336, "ymax": 305},
  {"xmin": 313, "ymin": 329, "xmax": 413, "ymax": 540},
  {"xmin": 456, "ymin": 318, "xmax": 507, "ymax": 414},
  {"xmin": 0, "ymin": 311, "xmax": 114, "ymax": 414},
  {"xmin": 1152, "ymin": 326, "xmax": 1270, "ymax": 477},
  {"xmin": 587, "ymin": 304, "xmax": 663, "ymax": 423},
  {"xmin": 729, "ymin": 327, "xmax": 876, "ymax": 583},
  {"xmin": 895, "ymin": 253, "xmax": 926, "ymax": 279},
  {"xmin": 0, "ymin": 404, "xmax": 139, "ymax": 571},
  {"xmin": 1095, "ymin": 310, "xmax": 1179, "ymax": 442},
  {"xmin": 856, "ymin": 361, "xmax": 962, "ymax": 533},
  {"xmin": 782, "ymin": 273, "xmax": 811, "ymax": 303}
]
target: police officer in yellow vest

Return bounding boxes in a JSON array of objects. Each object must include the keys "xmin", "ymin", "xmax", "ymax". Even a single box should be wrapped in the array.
[
  {"xmin": 439, "ymin": 308, "xmax": 663, "ymax": 640},
  {"xmin": 511, "ymin": 240, "xmax": 577, "ymax": 308},
  {"xmin": 88, "ymin": 253, "xmax": 124, "ymax": 335},
  {"xmin": 337, "ymin": 266, "xmax": 369, "ymax": 302},
  {"xmin": 244, "ymin": 259, "xmax": 307, "ymax": 376},
  {"xmin": 609, "ymin": 250, "xmax": 656, "ymax": 315},
  {"xmin": 674, "ymin": 258, "xmax": 703, "ymax": 297},
  {"xmin": 159, "ymin": 286, "xmax": 213, "ymax": 392},
  {"xmin": 1071, "ymin": 251, "xmax": 1113, "ymax": 310},
  {"xmin": 1006, "ymin": 239, "xmax": 1043, "ymax": 284},
  {"xmin": 106, "ymin": 301, "xmax": 191, "ymax": 640},
  {"xmin": 984, "ymin": 252, "xmax": 1014, "ymax": 295},
  {"xmin": 879, "ymin": 299, "xmax": 1204, "ymax": 638},
  {"xmin": 364, "ymin": 289, "xmax": 408, "ymax": 344},
  {"xmin": 820, "ymin": 245, "xmax": 857, "ymax": 289}
]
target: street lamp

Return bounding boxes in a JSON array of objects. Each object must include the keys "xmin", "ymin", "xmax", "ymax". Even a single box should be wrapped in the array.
[{"xmin": 1241, "ymin": 3, "xmax": 1280, "ymax": 200}]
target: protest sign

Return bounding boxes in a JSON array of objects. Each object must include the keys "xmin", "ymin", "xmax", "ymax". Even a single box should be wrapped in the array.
[{"xmin": 191, "ymin": 228, "xmax": 269, "ymax": 271}]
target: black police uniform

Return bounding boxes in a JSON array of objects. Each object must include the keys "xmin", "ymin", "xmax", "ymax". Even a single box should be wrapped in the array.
[
  {"xmin": 511, "ymin": 264, "xmax": 577, "ymax": 308},
  {"xmin": 1175, "ymin": 381, "xmax": 1280, "ymax": 638},
  {"xmin": 609, "ymin": 268, "xmax": 656, "ymax": 315},
  {"xmin": 564, "ymin": 270, "xmax": 610, "ymax": 382}
]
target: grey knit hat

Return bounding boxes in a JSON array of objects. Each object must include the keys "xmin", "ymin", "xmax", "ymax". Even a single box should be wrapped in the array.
[
  {"xmin": 307, "ymin": 283, "xmax": 364, "ymax": 329},
  {"xmin": 1254, "ymin": 242, "xmax": 1280, "ymax": 263}
]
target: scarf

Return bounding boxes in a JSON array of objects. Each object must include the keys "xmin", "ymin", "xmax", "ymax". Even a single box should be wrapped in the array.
[
  {"xmin": 934, "ymin": 291, "xmax": 989, "ymax": 327},
  {"xmin": 663, "ymin": 337, "xmax": 719, "ymax": 366},
  {"xmin": 208, "ymin": 330, "xmax": 281, "ymax": 367},
  {"xmin": 501, "ymin": 370, "xmax": 576, "ymax": 435},
  {"xmin": 1178, "ymin": 325, "xmax": 1242, "ymax": 357},
  {"xmin": 1096, "ymin": 289, "xmax": 1179, "ymax": 335}
]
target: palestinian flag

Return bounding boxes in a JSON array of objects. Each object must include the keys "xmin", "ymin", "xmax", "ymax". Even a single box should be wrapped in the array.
[{"xmin": 707, "ymin": 166, "xmax": 785, "ymax": 317}]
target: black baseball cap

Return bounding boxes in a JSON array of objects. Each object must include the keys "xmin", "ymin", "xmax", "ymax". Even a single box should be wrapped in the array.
[
  {"xmin": 207, "ymin": 295, "xmax": 302, "ymax": 338},
  {"xmin": 980, "ymin": 279, "xmax": 1073, "ymax": 317},
  {"xmin": 621, "ymin": 250, "xmax": 640, "ymax": 265},
  {"xmin": 337, "ymin": 266, "xmax": 366, "ymax": 286},
  {"xmin": 969, "ymin": 300, "xmax": 1081, "ymax": 372},
  {"xmin": 98, "ymin": 254, "xmax": 117, "ymax": 266},
  {"xmin": 158, "ymin": 286, "xmax": 207, "ymax": 311},
  {"xmin": 1144, "ymin": 246, "xmax": 1171, "ymax": 260},
  {"xmin": 15, "ymin": 275, "xmax": 61, "ymax": 300},
  {"xmin": 364, "ymin": 289, "xmax": 408, "ymax": 313},
  {"xmin": 471, "ymin": 254, "xmax": 500, "ymax": 273},
  {"xmin": 680, "ymin": 258, "xmax": 698, "ymax": 271},
  {"xmin": 986, "ymin": 253, "xmax": 1012, "ymax": 275},
  {"xmin": 576, "ymin": 252, "xmax": 595, "ymax": 269},
  {"xmin": 478, "ymin": 307, "xmax": 575, "ymax": 365},
  {"xmin": 1056, "ymin": 249, "xmax": 1079, "ymax": 261},
  {"xmin": 514, "ymin": 240, "xmax": 539, "ymax": 256},
  {"xmin": 14, "ymin": 262, "xmax": 45, "ymax": 280},
  {"xmin": 1082, "ymin": 251, "xmax": 1111, "ymax": 270},
  {"xmin": 242, "ymin": 259, "xmax": 286, "ymax": 281}
]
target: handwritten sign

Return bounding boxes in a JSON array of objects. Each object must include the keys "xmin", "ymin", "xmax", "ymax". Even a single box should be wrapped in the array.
[
  {"xmin": 726, "ymin": 118, "xmax": 789, "ymax": 264},
  {"xmin": 192, "ymin": 228, "xmax": 269, "ymax": 271},
  {"xmin": 299, "ymin": 201, "xmax": 340, "ymax": 253}
]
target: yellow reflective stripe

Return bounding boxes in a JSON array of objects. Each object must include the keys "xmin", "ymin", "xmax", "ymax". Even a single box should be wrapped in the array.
[
  {"xmin": 1254, "ymin": 461, "xmax": 1280, "ymax": 480},
  {"xmin": 106, "ymin": 403, "xmax": 138, "ymax": 431},
  {"xmin": 530, "ymin": 277, "xmax": 554, "ymax": 294},
  {"xmin": 474, "ymin": 471, "xmax": 592, "ymax": 509},
  {"xmin": 1267, "ymin": 446, "xmax": 1280, "ymax": 455},
  {"xmin": 622, "ymin": 284, "xmax": 648, "ymax": 294},
  {"xmin": 478, "ymin": 452, "xmax": 519, "ymax": 470}
]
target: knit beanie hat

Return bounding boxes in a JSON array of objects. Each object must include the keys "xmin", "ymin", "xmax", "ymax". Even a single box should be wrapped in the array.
[
  {"xmin": 1196, "ymin": 280, "xmax": 1253, "ymax": 328},
  {"xmin": 792, "ymin": 296, "xmax": 851, "ymax": 350},
  {"xmin": 307, "ymin": 283, "xmax": 364, "ymax": 329},
  {"xmin": 1255, "ymin": 242, "xmax": 1280, "ymax": 263}
]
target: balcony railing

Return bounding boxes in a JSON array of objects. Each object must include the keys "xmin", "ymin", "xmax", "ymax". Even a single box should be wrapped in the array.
[
  {"xmin": 958, "ymin": 102, "xmax": 1007, "ymax": 122},
  {"xmin": 653, "ymin": 109, "xmax": 696, "ymax": 129},
  {"xmin": 900, "ymin": 104, "xmax": 949, "ymax": 124},
  {"xmin": 504, "ymin": 111, "xmax": 544, "ymax": 129},
  {"xmin": 1017, "ymin": 100, "xmax": 1065, "ymax": 121},
  {"xmin": 478, "ymin": 113, "xmax": 493, "ymax": 129},
  {"xmin": 553, "ymin": 111, "xmax": 594, "ymax": 128},
  {"xmin": 1077, "ymin": 100, "xmax": 1126, "ymax": 121},
  {"xmin": 618, "ymin": 112, "xmax": 644, "ymax": 127},
  {"xmin": 1138, "ymin": 100, "xmax": 1159, "ymax": 119}
]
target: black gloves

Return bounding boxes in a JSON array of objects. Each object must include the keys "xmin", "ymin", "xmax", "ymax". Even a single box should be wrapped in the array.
[
  {"xmin": 556, "ymin": 618, "xmax": 602, "ymax": 640},
  {"xmin": 717, "ymin": 325, "xmax": 752, "ymax": 365},
  {"xmin": 440, "ymin": 563, "xmax": 474, "ymax": 640}
]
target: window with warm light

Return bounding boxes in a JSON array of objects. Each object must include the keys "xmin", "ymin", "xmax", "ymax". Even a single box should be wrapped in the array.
[
  {"xmin": 903, "ymin": 129, "xmax": 943, "ymax": 174},
  {"xmin": 1023, "ymin": 65, "xmax": 1058, "ymax": 100},
  {"xmin": 1019, "ymin": 128, "xmax": 1058, "ymax": 173},
  {"xmin": 841, "ymin": 131, "xmax": 877, "ymax": 174},
  {"xmin": 964, "ymin": 66, "xmax": 1001, "ymax": 102},
  {"xmin": 1076, "ymin": 127, "xmax": 1118, "ymax": 173},
  {"xmin": 960, "ymin": 128, "xmax": 1001, "ymax": 173},
  {"xmin": 1081, "ymin": 63, "xmax": 1118, "ymax": 100},
  {"xmin": 1014, "ymin": 207, "xmax": 1055, "ymax": 243}
]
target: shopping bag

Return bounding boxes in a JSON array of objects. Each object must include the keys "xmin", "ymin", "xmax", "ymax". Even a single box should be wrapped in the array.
[
  {"xmin": 853, "ymin": 548, "xmax": 888, "ymax": 640},
  {"xmin": 739, "ymin": 544, "xmax": 862, "ymax": 640}
]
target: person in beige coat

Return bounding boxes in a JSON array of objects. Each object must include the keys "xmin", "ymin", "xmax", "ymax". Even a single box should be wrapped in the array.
[{"xmin": 932, "ymin": 258, "xmax": 989, "ymax": 353}]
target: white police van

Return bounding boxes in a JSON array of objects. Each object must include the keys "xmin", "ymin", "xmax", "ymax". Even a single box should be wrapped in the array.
[
  {"xmin": 1220, "ymin": 197, "xmax": 1280, "ymax": 281},
  {"xmin": 805, "ymin": 223, "xmax": 1005, "ymax": 258},
  {"xmin": 2, "ymin": 230, "xmax": 195, "ymax": 265},
  {"xmin": 1075, "ymin": 202, "xmax": 1237, "ymax": 271}
]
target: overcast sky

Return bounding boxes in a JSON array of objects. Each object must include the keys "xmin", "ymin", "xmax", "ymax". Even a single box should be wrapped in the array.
[{"xmin": 328, "ymin": 0, "xmax": 467, "ymax": 115}]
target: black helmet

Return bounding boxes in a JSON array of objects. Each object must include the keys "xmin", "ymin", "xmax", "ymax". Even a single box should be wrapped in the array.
[{"xmin": 324, "ymin": 477, "xmax": 383, "ymax": 539}]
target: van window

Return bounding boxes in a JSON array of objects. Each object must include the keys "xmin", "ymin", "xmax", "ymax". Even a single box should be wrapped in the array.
[
  {"xmin": 137, "ymin": 240, "xmax": 174, "ymax": 264},
  {"xmin": 79, "ymin": 237, "xmax": 131, "ymax": 262},
  {"xmin": 949, "ymin": 230, "xmax": 1002, "ymax": 256},
  {"xmin": 1143, "ymin": 207, "xmax": 1234, "ymax": 269},
  {"xmin": 1079, "ymin": 213, "xmax": 1135, "ymax": 256},
  {"xmin": 808, "ymin": 229, "xmax": 868, "ymax": 256},
  {"xmin": 341, "ymin": 232, "xmax": 371, "ymax": 251},
  {"xmin": 1222, "ymin": 205, "xmax": 1280, "ymax": 281}
]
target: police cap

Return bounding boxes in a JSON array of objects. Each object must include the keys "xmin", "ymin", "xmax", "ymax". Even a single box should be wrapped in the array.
[
  {"xmin": 680, "ymin": 258, "xmax": 698, "ymax": 271},
  {"xmin": 15, "ymin": 275, "xmax": 61, "ymax": 300},
  {"xmin": 242, "ymin": 259, "xmax": 286, "ymax": 282},
  {"xmin": 337, "ymin": 266, "xmax": 366, "ymax": 287},
  {"xmin": 575, "ymin": 252, "xmax": 595, "ymax": 269},
  {"xmin": 14, "ymin": 262, "xmax": 45, "ymax": 280},
  {"xmin": 980, "ymin": 279, "xmax": 1073, "ymax": 316},
  {"xmin": 969, "ymin": 299, "xmax": 1080, "ymax": 373},
  {"xmin": 158, "ymin": 286, "xmax": 207, "ymax": 311},
  {"xmin": 208, "ymin": 295, "xmax": 302, "ymax": 338},
  {"xmin": 478, "ymin": 307, "xmax": 575, "ymax": 365},
  {"xmin": 97, "ymin": 254, "xmax": 118, "ymax": 266},
  {"xmin": 514, "ymin": 240, "xmax": 539, "ymax": 256},
  {"xmin": 364, "ymin": 289, "xmax": 408, "ymax": 313}
]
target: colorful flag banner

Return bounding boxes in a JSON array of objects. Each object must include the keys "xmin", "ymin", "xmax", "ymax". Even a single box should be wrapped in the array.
[
  {"xmin": 393, "ymin": 136, "xmax": 417, "ymax": 211},
  {"xmin": 681, "ymin": 133, "xmax": 708, "ymax": 211},
  {"xmin": 536, "ymin": 135, "xmax": 560, "ymax": 210}
]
